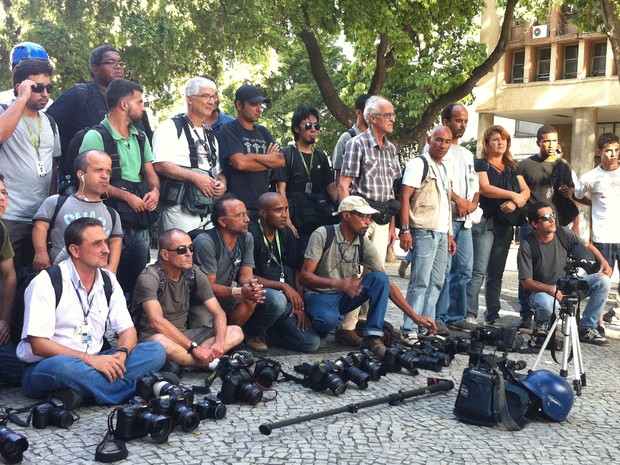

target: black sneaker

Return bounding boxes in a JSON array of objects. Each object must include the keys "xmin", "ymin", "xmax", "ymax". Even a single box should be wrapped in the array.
[
  {"xmin": 579, "ymin": 327, "xmax": 607, "ymax": 346},
  {"xmin": 518, "ymin": 315, "xmax": 533, "ymax": 329},
  {"xmin": 47, "ymin": 388, "xmax": 83, "ymax": 410}
]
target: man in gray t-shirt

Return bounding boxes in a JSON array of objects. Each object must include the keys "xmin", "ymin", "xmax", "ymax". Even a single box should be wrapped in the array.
[
  {"xmin": 299, "ymin": 196, "xmax": 437, "ymax": 358},
  {"xmin": 133, "ymin": 229, "xmax": 243, "ymax": 368},
  {"xmin": 32, "ymin": 150, "xmax": 123, "ymax": 273},
  {"xmin": 517, "ymin": 202, "xmax": 611, "ymax": 345}
]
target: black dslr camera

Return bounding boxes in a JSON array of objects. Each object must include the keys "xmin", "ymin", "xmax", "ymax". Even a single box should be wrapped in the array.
[
  {"xmin": 135, "ymin": 371, "xmax": 179, "ymax": 401},
  {"xmin": 254, "ymin": 359, "xmax": 282, "ymax": 388},
  {"xmin": 0, "ymin": 421, "xmax": 28, "ymax": 465},
  {"xmin": 194, "ymin": 396, "xmax": 227, "ymax": 420},
  {"xmin": 151, "ymin": 384, "xmax": 200, "ymax": 433},
  {"xmin": 32, "ymin": 399, "xmax": 75, "ymax": 429},
  {"xmin": 218, "ymin": 353, "xmax": 263, "ymax": 405},
  {"xmin": 114, "ymin": 396, "xmax": 173, "ymax": 444},
  {"xmin": 333, "ymin": 355, "xmax": 371, "ymax": 390},
  {"xmin": 470, "ymin": 326, "xmax": 523, "ymax": 352},
  {"xmin": 381, "ymin": 342, "xmax": 447, "ymax": 373},
  {"xmin": 298, "ymin": 360, "xmax": 347, "ymax": 396},
  {"xmin": 348, "ymin": 349, "xmax": 385, "ymax": 381}
]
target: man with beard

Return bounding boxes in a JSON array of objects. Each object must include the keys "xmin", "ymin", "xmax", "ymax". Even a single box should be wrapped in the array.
[
  {"xmin": 0, "ymin": 59, "xmax": 60, "ymax": 275},
  {"xmin": 79, "ymin": 79, "xmax": 160, "ymax": 299},
  {"xmin": 32, "ymin": 150, "xmax": 123, "ymax": 272},
  {"xmin": 300, "ymin": 196, "xmax": 437, "ymax": 357}
]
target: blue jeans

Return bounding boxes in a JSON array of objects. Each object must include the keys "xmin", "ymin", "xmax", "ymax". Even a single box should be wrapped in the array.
[
  {"xmin": 402, "ymin": 229, "xmax": 448, "ymax": 334},
  {"xmin": 518, "ymin": 223, "xmax": 534, "ymax": 318},
  {"xmin": 467, "ymin": 216, "xmax": 514, "ymax": 321},
  {"xmin": 244, "ymin": 288, "xmax": 288, "ymax": 337},
  {"xmin": 21, "ymin": 342, "xmax": 166, "ymax": 405},
  {"xmin": 0, "ymin": 343, "xmax": 24, "ymax": 386},
  {"xmin": 593, "ymin": 242, "xmax": 620, "ymax": 296},
  {"xmin": 118, "ymin": 227, "xmax": 150, "ymax": 299},
  {"xmin": 529, "ymin": 273, "xmax": 611, "ymax": 328},
  {"xmin": 436, "ymin": 221, "xmax": 473, "ymax": 324},
  {"xmin": 265, "ymin": 291, "xmax": 320, "ymax": 352},
  {"xmin": 304, "ymin": 271, "xmax": 390, "ymax": 338}
]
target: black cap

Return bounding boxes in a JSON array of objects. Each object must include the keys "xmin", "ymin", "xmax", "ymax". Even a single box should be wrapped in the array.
[{"xmin": 235, "ymin": 84, "xmax": 270, "ymax": 104}]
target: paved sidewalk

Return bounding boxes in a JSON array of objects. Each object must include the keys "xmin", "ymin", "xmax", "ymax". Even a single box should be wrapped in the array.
[{"xmin": 1, "ymin": 247, "xmax": 619, "ymax": 464}]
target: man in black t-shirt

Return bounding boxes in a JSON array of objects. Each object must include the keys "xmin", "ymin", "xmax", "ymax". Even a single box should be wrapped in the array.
[
  {"xmin": 273, "ymin": 106, "xmax": 337, "ymax": 246},
  {"xmin": 248, "ymin": 192, "xmax": 320, "ymax": 352},
  {"xmin": 218, "ymin": 85, "xmax": 284, "ymax": 219}
]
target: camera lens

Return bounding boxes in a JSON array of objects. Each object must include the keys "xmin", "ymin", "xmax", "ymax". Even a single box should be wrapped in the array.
[
  {"xmin": 255, "ymin": 367, "xmax": 277, "ymax": 388},
  {"xmin": 343, "ymin": 366, "xmax": 370, "ymax": 390},
  {"xmin": 324, "ymin": 373, "xmax": 347, "ymax": 396},
  {"xmin": 0, "ymin": 426, "xmax": 29, "ymax": 465},
  {"xmin": 238, "ymin": 382, "xmax": 263, "ymax": 405},
  {"xmin": 173, "ymin": 405, "xmax": 201, "ymax": 432},
  {"xmin": 137, "ymin": 412, "xmax": 173, "ymax": 444},
  {"xmin": 49, "ymin": 408, "xmax": 74, "ymax": 429}
]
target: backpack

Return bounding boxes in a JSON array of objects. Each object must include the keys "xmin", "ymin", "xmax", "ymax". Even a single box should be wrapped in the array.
[
  {"xmin": 188, "ymin": 227, "xmax": 247, "ymax": 262},
  {"xmin": 10, "ymin": 265, "xmax": 113, "ymax": 345},
  {"xmin": 130, "ymin": 261, "xmax": 197, "ymax": 332},
  {"xmin": 47, "ymin": 195, "xmax": 118, "ymax": 247},
  {"xmin": 0, "ymin": 103, "xmax": 57, "ymax": 137}
]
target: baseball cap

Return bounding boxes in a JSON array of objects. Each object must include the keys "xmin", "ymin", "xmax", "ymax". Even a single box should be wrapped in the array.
[
  {"xmin": 235, "ymin": 84, "xmax": 271, "ymax": 105},
  {"xmin": 335, "ymin": 196, "xmax": 379, "ymax": 216}
]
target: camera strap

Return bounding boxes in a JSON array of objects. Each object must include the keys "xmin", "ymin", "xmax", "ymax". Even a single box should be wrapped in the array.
[
  {"xmin": 2, "ymin": 406, "xmax": 31, "ymax": 427},
  {"xmin": 94, "ymin": 408, "xmax": 128, "ymax": 463}
]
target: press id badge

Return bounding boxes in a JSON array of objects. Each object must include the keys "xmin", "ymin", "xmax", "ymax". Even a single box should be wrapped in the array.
[
  {"xmin": 305, "ymin": 182, "xmax": 313, "ymax": 193},
  {"xmin": 36, "ymin": 160, "xmax": 46, "ymax": 177},
  {"xmin": 75, "ymin": 324, "xmax": 93, "ymax": 344},
  {"xmin": 280, "ymin": 272, "xmax": 285, "ymax": 283}
]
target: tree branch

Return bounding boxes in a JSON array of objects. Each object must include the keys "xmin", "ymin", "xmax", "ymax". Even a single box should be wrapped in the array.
[
  {"xmin": 369, "ymin": 33, "xmax": 392, "ymax": 94},
  {"xmin": 600, "ymin": 0, "xmax": 620, "ymax": 84}
]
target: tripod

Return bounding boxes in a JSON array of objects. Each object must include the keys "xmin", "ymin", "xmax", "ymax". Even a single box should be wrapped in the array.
[{"xmin": 530, "ymin": 295, "xmax": 586, "ymax": 395}]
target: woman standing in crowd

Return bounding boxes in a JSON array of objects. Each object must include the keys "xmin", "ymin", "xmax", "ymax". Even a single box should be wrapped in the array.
[{"xmin": 466, "ymin": 125, "xmax": 530, "ymax": 323}]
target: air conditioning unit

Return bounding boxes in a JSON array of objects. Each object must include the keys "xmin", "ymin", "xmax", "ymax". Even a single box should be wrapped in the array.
[{"xmin": 532, "ymin": 25, "xmax": 549, "ymax": 38}]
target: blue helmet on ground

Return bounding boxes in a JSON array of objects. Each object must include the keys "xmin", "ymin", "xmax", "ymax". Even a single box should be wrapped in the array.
[
  {"xmin": 10, "ymin": 42, "xmax": 49, "ymax": 68},
  {"xmin": 521, "ymin": 370, "xmax": 574, "ymax": 422}
]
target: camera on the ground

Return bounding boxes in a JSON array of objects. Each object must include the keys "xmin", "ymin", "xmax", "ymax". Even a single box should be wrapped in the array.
[
  {"xmin": 193, "ymin": 396, "xmax": 226, "ymax": 420},
  {"xmin": 299, "ymin": 360, "xmax": 347, "ymax": 395},
  {"xmin": 348, "ymin": 349, "xmax": 385, "ymax": 381},
  {"xmin": 114, "ymin": 396, "xmax": 173, "ymax": 444},
  {"xmin": 253, "ymin": 358, "xmax": 281, "ymax": 388},
  {"xmin": 31, "ymin": 399, "xmax": 75, "ymax": 429},
  {"xmin": 470, "ymin": 326, "xmax": 523, "ymax": 352},
  {"xmin": 218, "ymin": 357, "xmax": 263, "ymax": 405},
  {"xmin": 333, "ymin": 355, "xmax": 371, "ymax": 390},
  {"xmin": 151, "ymin": 384, "xmax": 200, "ymax": 433},
  {"xmin": 0, "ymin": 424, "xmax": 28, "ymax": 464}
]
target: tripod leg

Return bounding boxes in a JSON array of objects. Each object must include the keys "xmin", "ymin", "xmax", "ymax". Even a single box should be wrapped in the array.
[
  {"xmin": 560, "ymin": 314, "xmax": 571, "ymax": 379},
  {"xmin": 570, "ymin": 316, "xmax": 586, "ymax": 392},
  {"xmin": 531, "ymin": 317, "xmax": 560, "ymax": 371}
]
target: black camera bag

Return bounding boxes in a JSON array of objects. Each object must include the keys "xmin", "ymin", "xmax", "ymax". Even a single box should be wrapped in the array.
[{"xmin": 453, "ymin": 365, "xmax": 530, "ymax": 430}]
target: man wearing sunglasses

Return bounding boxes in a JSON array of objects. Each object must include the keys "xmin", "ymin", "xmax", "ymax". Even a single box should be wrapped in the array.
[
  {"xmin": 273, "ymin": 105, "xmax": 338, "ymax": 247},
  {"xmin": 572, "ymin": 133, "xmax": 620, "ymax": 325},
  {"xmin": 133, "ymin": 228, "xmax": 243, "ymax": 368},
  {"xmin": 0, "ymin": 42, "xmax": 53, "ymax": 107},
  {"xmin": 517, "ymin": 202, "xmax": 612, "ymax": 345},
  {"xmin": 0, "ymin": 59, "xmax": 60, "ymax": 276}
]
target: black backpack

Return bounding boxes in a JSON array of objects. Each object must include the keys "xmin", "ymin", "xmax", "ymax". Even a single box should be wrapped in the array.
[{"xmin": 11, "ymin": 265, "xmax": 113, "ymax": 345}]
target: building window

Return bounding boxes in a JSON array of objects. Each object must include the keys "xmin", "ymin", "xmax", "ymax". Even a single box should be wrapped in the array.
[
  {"xmin": 511, "ymin": 50, "xmax": 525, "ymax": 83},
  {"xmin": 563, "ymin": 44, "xmax": 578, "ymax": 79},
  {"xmin": 591, "ymin": 42, "xmax": 607, "ymax": 77},
  {"xmin": 536, "ymin": 48, "xmax": 551, "ymax": 81}
]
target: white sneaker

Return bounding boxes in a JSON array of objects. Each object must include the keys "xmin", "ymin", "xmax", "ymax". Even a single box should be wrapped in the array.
[{"xmin": 464, "ymin": 316, "xmax": 479, "ymax": 326}]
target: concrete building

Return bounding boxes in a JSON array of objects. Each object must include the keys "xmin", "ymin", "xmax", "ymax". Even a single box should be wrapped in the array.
[{"xmin": 475, "ymin": 1, "xmax": 619, "ymax": 179}]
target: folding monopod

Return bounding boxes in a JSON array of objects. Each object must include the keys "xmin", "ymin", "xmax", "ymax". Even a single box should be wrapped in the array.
[{"xmin": 259, "ymin": 378, "xmax": 454, "ymax": 435}]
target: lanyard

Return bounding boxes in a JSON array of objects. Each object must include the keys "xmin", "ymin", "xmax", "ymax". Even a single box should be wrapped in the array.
[
  {"xmin": 226, "ymin": 240, "xmax": 241, "ymax": 268},
  {"xmin": 295, "ymin": 145, "xmax": 314, "ymax": 178},
  {"xmin": 259, "ymin": 222, "xmax": 283, "ymax": 270},
  {"xmin": 185, "ymin": 115, "xmax": 217, "ymax": 167},
  {"xmin": 74, "ymin": 284, "xmax": 95, "ymax": 324},
  {"xmin": 22, "ymin": 115, "xmax": 42, "ymax": 159}
]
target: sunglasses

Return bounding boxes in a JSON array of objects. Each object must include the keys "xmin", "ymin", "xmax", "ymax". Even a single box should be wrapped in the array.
[
  {"xmin": 537, "ymin": 212, "xmax": 557, "ymax": 222},
  {"xmin": 302, "ymin": 122, "xmax": 321, "ymax": 131},
  {"xmin": 164, "ymin": 244, "xmax": 194, "ymax": 255},
  {"xmin": 31, "ymin": 84, "xmax": 53, "ymax": 94}
]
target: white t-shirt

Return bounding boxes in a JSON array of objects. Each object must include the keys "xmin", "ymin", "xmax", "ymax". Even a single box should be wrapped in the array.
[
  {"xmin": 573, "ymin": 165, "xmax": 620, "ymax": 243},
  {"xmin": 402, "ymin": 153, "xmax": 450, "ymax": 233},
  {"xmin": 17, "ymin": 259, "xmax": 133, "ymax": 363}
]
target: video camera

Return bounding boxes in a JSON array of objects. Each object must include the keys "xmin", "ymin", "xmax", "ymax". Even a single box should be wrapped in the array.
[{"xmin": 557, "ymin": 243, "xmax": 599, "ymax": 299}]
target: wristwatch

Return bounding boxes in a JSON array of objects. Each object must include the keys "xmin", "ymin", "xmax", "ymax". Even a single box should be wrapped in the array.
[
  {"xmin": 115, "ymin": 347, "xmax": 129, "ymax": 356},
  {"xmin": 400, "ymin": 224, "xmax": 411, "ymax": 234},
  {"xmin": 188, "ymin": 341, "xmax": 198, "ymax": 354}
]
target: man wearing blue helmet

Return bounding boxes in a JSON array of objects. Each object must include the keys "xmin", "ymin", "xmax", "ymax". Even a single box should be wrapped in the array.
[
  {"xmin": 0, "ymin": 42, "xmax": 52, "ymax": 106},
  {"xmin": 517, "ymin": 201, "xmax": 612, "ymax": 345}
]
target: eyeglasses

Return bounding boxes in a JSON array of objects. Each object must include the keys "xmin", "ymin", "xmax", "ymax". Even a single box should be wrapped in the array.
[
  {"xmin": 99, "ymin": 61, "xmax": 126, "ymax": 68},
  {"xmin": 192, "ymin": 93, "xmax": 218, "ymax": 102},
  {"xmin": 350, "ymin": 211, "xmax": 373, "ymax": 220},
  {"xmin": 225, "ymin": 211, "xmax": 249, "ymax": 219},
  {"xmin": 374, "ymin": 112, "xmax": 396, "ymax": 120},
  {"xmin": 31, "ymin": 84, "xmax": 53, "ymax": 94},
  {"xmin": 163, "ymin": 244, "xmax": 194, "ymax": 255},
  {"xmin": 302, "ymin": 122, "xmax": 321, "ymax": 131},
  {"xmin": 537, "ymin": 212, "xmax": 557, "ymax": 222},
  {"xmin": 0, "ymin": 189, "xmax": 8, "ymax": 197}
]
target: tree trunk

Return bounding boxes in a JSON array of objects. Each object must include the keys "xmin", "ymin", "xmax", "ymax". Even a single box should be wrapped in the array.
[{"xmin": 600, "ymin": 0, "xmax": 620, "ymax": 84}]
